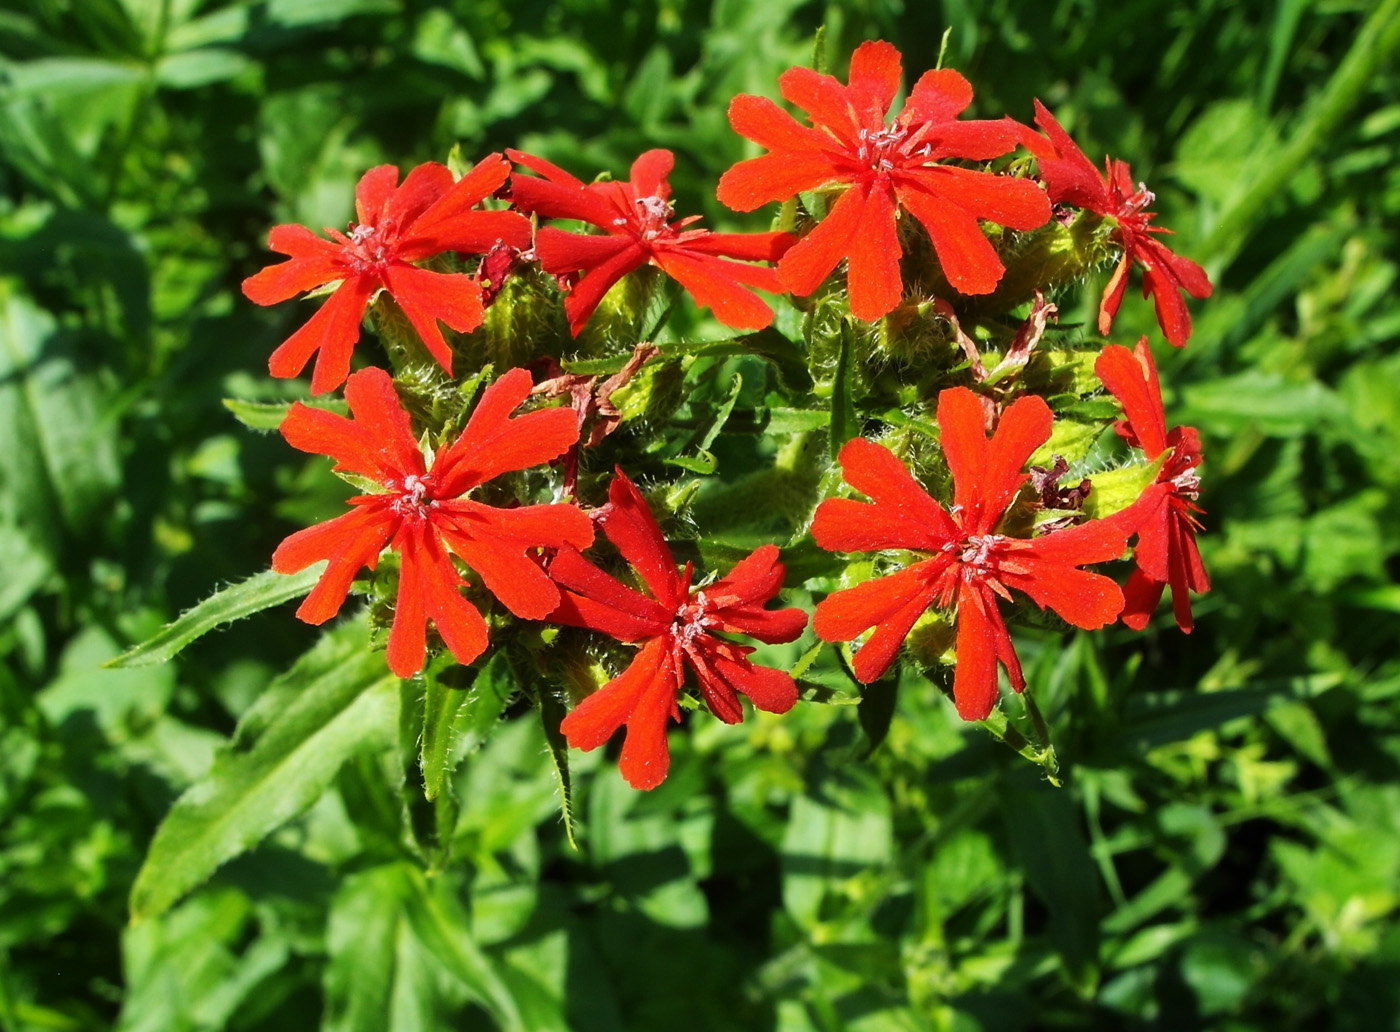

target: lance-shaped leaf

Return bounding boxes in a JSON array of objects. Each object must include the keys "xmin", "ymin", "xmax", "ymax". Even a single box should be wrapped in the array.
[
  {"xmin": 130, "ymin": 626, "xmax": 398, "ymax": 920},
  {"xmin": 106, "ymin": 564, "xmax": 327, "ymax": 668}
]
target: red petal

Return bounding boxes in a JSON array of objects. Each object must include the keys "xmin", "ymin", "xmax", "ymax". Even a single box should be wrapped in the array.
[
  {"xmin": 407, "ymin": 153, "xmax": 512, "ymax": 242},
  {"xmin": 923, "ymin": 119, "xmax": 1025, "ymax": 162},
  {"xmin": 1138, "ymin": 237, "xmax": 1212, "ymax": 347},
  {"xmin": 996, "ymin": 557, "xmax": 1124, "ymax": 630},
  {"xmin": 716, "ymin": 152, "xmax": 846, "ymax": 212},
  {"xmin": 274, "ymin": 505, "xmax": 395, "ymax": 625},
  {"xmin": 242, "ymin": 226, "xmax": 345, "ymax": 305},
  {"xmin": 709, "ymin": 649, "xmax": 799, "ymax": 715},
  {"xmin": 681, "ymin": 230, "xmax": 795, "ymax": 263},
  {"xmin": 630, "ymin": 149, "xmax": 674, "ymax": 200},
  {"xmin": 432, "ymin": 370, "xmax": 579, "ymax": 495},
  {"xmin": 551, "ymin": 589, "xmax": 670, "ymax": 642},
  {"xmin": 380, "ymin": 263, "xmax": 484, "ymax": 373},
  {"xmin": 1095, "ymin": 341, "xmax": 1168, "ymax": 458},
  {"xmin": 1015, "ymin": 513, "xmax": 1130, "ymax": 567},
  {"xmin": 561, "ymin": 637, "xmax": 670, "ymax": 753},
  {"xmin": 1029, "ymin": 101, "xmax": 1109, "ymax": 211},
  {"xmin": 951, "ymin": 580, "xmax": 1005, "ymax": 720},
  {"xmin": 651, "ymin": 250, "xmax": 776, "ymax": 330},
  {"xmin": 336, "ymin": 366, "xmax": 424, "ymax": 477},
  {"xmin": 383, "ymin": 162, "xmax": 455, "ymax": 232},
  {"xmin": 600, "ymin": 470, "xmax": 682, "ymax": 607},
  {"xmin": 979, "ymin": 392, "xmax": 1053, "ymax": 524},
  {"xmin": 616, "ymin": 646, "xmax": 681, "ymax": 790},
  {"xmin": 776, "ymin": 182, "xmax": 868, "ymax": 296},
  {"xmin": 850, "ymin": 585, "xmax": 937, "ymax": 684},
  {"xmin": 535, "ymin": 227, "xmax": 636, "ymax": 274},
  {"xmin": 389, "ymin": 523, "xmax": 489, "ymax": 675},
  {"xmin": 718, "ymin": 604, "xmax": 809, "ymax": 645},
  {"xmin": 547, "ymin": 546, "xmax": 667, "ymax": 632},
  {"xmin": 403, "ymin": 209, "xmax": 533, "ymax": 260},
  {"xmin": 1119, "ymin": 568, "xmax": 1165, "ymax": 632},
  {"xmin": 846, "ymin": 40, "xmax": 902, "ymax": 128},
  {"xmin": 268, "ymin": 275, "xmax": 377, "ymax": 395},
  {"xmin": 779, "ymin": 65, "xmax": 860, "ymax": 143},
  {"xmin": 902, "ymin": 165, "xmax": 1050, "ymax": 230},
  {"xmin": 443, "ymin": 499, "xmax": 594, "ymax": 551},
  {"xmin": 844, "ymin": 184, "xmax": 904, "ymax": 321},
  {"xmin": 902, "ymin": 68, "xmax": 973, "ymax": 125},
  {"xmin": 509, "ymin": 173, "xmax": 618, "ymax": 227},
  {"xmin": 706, "ymin": 543, "xmax": 784, "ymax": 606},
  {"xmin": 355, "ymin": 165, "xmax": 399, "ymax": 225},
  {"xmin": 726, "ymin": 93, "xmax": 832, "ymax": 153},
  {"xmin": 1166, "ymin": 520, "xmax": 1197, "ymax": 633},
  {"xmin": 812, "ymin": 498, "xmax": 938, "ymax": 554},
  {"xmin": 935, "ymin": 386, "xmax": 990, "ymax": 520},
  {"xmin": 813, "ymin": 560, "xmax": 939, "ymax": 645},
  {"xmin": 434, "ymin": 503, "xmax": 595, "ymax": 619},
  {"xmin": 506, "ymin": 149, "xmax": 585, "ymax": 188},
  {"xmin": 895, "ymin": 178, "xmax": 1007, "ymax": 295},
  {"xmin": 1099, "ymin": 253, "xmax": 1132, "ymax": 334},
  {"xmin": 438, "ymin": 530, "xmax": 559, "ymax": 620},
  {"xmin": 562, "ymin": 244, "xmax": 649, "ymax": 336}
]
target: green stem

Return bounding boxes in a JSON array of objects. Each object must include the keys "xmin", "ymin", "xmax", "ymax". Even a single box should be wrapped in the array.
[{"xmin": 1203, "ymin": 0, "xmax": 1400, "ymax": 264}]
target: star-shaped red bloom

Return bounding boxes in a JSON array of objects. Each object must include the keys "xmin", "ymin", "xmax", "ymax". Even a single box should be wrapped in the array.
[
  {"xmin": 1096, "ymin": 339, "xmax": 1210, "ymax": 631},
  {"xmin": 716, "ymin": 40, "xmax": 1051, "ymax": 321},
  {"xmin": 507, "ymin": 149, "xmax": 795, "ymax": 336},
  {"xmin": 271, "ymin": 366, "xmax": 592, "ymax": 677},
  {"xmin": 242, "ymin": 157, "xmax": 532, "ymax": 394},
  {"xmin": 548, "ymin": 470, "xmax": 807, "ymax": 789},
  {"xmin": 811, "ymin": 388, "xmax": 1128, "ymax": 720},
  {"xmin": 1026, "ymin": 102, "xmax": 1213, "ymax": 347}
]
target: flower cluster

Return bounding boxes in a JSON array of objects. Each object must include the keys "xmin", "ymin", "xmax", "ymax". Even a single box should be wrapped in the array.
[{"xmin": 241, "ymin": 39, "xmax": 1212, "ymax": 789}]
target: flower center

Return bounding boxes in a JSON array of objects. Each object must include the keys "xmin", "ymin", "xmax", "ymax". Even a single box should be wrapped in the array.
[
  {"xmin": 630, "ymin": 194, "xmax": 675, "ymax": 241},
  {"xmin": 1170, "ymin": 465, "xmax": 1201, "ymax": 500},
  {"xmin": 673, "ymin": 590, "xmax": 715, "ymax": 645},
  {"xmin": 345, "ymin": 219, "xmax": 395, "ymax": 273},
  {"xmin": 391, "ymin": 473, "xmax": 436, "ymax": 520},
  {"xmin": 958, "ymin": 533, "xmax": 1005, "ymax": 571},
  {"xmin": 857, "ymin": 125, "xmax": 910, "ymax": 173}
]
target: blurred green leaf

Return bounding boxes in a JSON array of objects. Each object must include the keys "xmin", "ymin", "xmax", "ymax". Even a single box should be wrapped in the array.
[
  {"xmin": 130, "ymin": 632, "xmax": 398, "ymax": 920},
  {"xmin": 0, "ymin": 282, "xmax": 122, "ymax": 549}
]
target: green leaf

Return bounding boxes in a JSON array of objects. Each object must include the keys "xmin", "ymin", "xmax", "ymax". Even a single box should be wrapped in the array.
[
  {"xmin": 154, "ymin": 48, "xmax": 252, "ymax": 89},
  {"xmin": 0, "ymin": 521, "xmax": 50, "ymax": 623},
  {"xmin": 781, "ymin": 764, "xmax": 892, "ymax": 931},
  {"xmin": 106, "ymin": 564, "xmax": 327, "ymax": 668},
  {"xmin": 538, "ymin": 688, "xmax": 576, "ymax": 851},
  {"xmin": 664, "ymin": 371, "xmax": 742, "ymax": 473},
  {"xmin": 1003, "ymin": 769, "xmax": 1100, "ymax": 993},
  {"xmin": 129, "ymin": 630, "xmax": 398, "ymax": 920},
  {"xmin": 401, "ymin": 868, "xmax": 524, "ymax": 1031},
  {"xmin": 828, "ymin": 320, "xmax": 857, "ymax": 460},
  {"xmin": 0, "ymin": 57, "xmax": 145, "ymax": 99},
  {"xmin": 0, "ymin": 282, "xmax": 122, "ymax": 549},
  {"xmin": 420, "ymin": 652, "xmax": 516, "ymax": 802}
]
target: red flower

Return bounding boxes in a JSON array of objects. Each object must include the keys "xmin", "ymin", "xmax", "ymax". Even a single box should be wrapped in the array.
[
  {"xmin": 549, "ymin": 470, "xmax": 807, "ymax": 789},
  {"xmin": 811, "ymin": 388, "xmax": 1128, "ymax": 720},
  {"xmin": 271, "ymin": 366, "xmax": 592, "ymax": 677},
  {"xmin": 242, "ymin": 157, "xmax": 533, "ymax": 394},
  {"xmin": 1026, "ymin": 102, "xmax": 1212, "ymax": 347},
  {"xmin": 716, "ymin": 40, "xmax": 1050, "ymax": 321},
  {"xmin": 507, "ymin": 149, "xmax": 795, "ymax": 336},
  {"xmin": 1095, "ymin": 339, "xmax": 1210, "ymax": 631}
]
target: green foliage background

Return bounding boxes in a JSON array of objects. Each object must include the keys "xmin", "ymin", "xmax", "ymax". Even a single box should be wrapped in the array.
[{"xmin": 2, "ymin": 0, "xmax": 1399, "ymax": 1028}]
